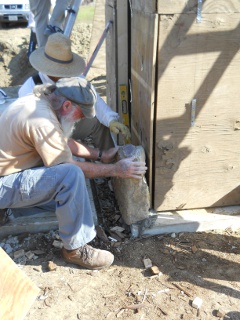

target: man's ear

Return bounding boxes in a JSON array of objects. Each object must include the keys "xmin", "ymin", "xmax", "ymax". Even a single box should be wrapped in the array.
[{"xmin": 61, "ymin": 100, "xmax": 72, "ymax": 115}]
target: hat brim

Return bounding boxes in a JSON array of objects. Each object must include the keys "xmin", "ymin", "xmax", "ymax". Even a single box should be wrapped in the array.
[{"xmin": 29, "ymin": 47, "xmax": 86, "ymax": 77}]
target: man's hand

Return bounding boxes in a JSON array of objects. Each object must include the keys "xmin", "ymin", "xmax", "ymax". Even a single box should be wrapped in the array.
[
  {"xmin": 114, "ymin": 157, "xmax": 147, "ymax": 179},
  {"xmin": 109, "ymin": 120, "xmax": 131, "ymax": 140},
  {"xmin": 101, "ymin": 147, "xmax": 119, "ymax": 163}
]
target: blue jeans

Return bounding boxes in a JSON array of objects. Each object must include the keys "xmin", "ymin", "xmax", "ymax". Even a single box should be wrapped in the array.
[{"xmin": 0, "ymin": 163, "xmax": 96, "ymax": 250}]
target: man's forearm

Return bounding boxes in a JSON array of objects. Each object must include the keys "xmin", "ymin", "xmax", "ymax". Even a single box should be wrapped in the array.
[
  {"xmin": 68, "ymin": 138, "xmax": 99, "ymax": 161},
  {"xmin": 70, "ymin": 158, "xmax": 116, "ymax": 179}
]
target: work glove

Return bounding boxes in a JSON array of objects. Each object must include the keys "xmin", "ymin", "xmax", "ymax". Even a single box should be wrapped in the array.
[{"xmin": 109, "ymin": 120, "xmax": 131, "ymax": 140}]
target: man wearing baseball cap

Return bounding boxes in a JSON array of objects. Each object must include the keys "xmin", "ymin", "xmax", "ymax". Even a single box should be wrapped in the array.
[{"xmin": 0, "ymin": 77, "xmax": 147, "ymax": 270}]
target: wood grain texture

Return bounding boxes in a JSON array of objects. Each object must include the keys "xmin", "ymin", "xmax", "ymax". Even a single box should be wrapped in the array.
[
  {"xmin": 131, "ymin": 11, "xmax": 158, "ymax": 198},
  {"xmin": 131, "ymin": 0, "xmax": 240, "ymax": 14},
  {"xmin": 0, "ymin": 248, "xmax": 39, "ymax": 320},
  {"xmin": 154, "ymin": 13, "xmax": 240, "ymax": 210},
  {"xmin": 106, "ymin": 0, "xmax": 117, "ymax": 112}
]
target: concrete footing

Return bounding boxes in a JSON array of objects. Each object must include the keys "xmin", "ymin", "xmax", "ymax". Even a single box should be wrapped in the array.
[{"xmin": 131, "ymin": 206, "xmax": 240, "ymax": 238}]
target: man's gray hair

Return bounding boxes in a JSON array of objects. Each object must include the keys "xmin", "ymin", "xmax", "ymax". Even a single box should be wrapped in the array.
[
  {"xmin": 33, "ymin": 83, "xmax": 56, "ymax": 96},
  {"xmin": 33, "ymin": 83, "xmax": 66, "ymax": 111}
]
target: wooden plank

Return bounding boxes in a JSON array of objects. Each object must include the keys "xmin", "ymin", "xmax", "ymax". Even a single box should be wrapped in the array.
[
  {"xmin": 0, "ymin": 248, "xmax": 39, "ymax": 320},
  {"xmin": 131, "ymin": 0, "xmax": 156, "ymax": 14},
  {"xmin": 116, "ymin": 0, "xmax": 129, "ymax": 145},
  {"xmin": 106, "ymin": 0, "xmax": 117, "ymax": 112},
  {"xmin": 0, "ymin": 213, "xmax": 58, "ymax": 239},
  {"xmin": 131, "ymin": 0, "xmax": 240, "ymax": 14},
  {"xmin": 131, "ymin": 11, "xmax": 158, "ymax": 201},
  {"xmin": 154, "ymin": 13, "xmax": 240, "ymax": 211}
]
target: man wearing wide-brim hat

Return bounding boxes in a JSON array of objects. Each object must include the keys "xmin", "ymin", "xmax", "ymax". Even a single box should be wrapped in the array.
[
  {"xmin": 19, "ymin": 32, "xmax": 130, "ymax": 152},
  {"xmin": 0, "ymin": 76, "xmax": 147, "ymax": 269}
]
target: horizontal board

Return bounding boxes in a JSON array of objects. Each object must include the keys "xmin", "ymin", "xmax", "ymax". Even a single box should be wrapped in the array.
[{"xmin": 131, "ymin": 0, "xmax": 240, "ymax": 14}]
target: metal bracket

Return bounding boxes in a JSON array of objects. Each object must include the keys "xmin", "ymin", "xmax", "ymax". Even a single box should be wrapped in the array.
[
  {"xmin": 196, "ymin": 0, "xmax": 202, "ymax": 23},
  {"xmin": 191, "ymin": 99, "xmax": 197, "ymax": 127},
  {"xmin": 128, "ymin": 0, "xmax": 133, "ymax": 17}
]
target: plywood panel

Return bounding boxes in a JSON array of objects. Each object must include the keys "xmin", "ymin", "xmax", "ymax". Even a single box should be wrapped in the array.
[
  {"xmin": 131, "ymin": 11, "xmax": 158, "ymax": 198},
  {"xmin": 0, "ymin": 248, "xmax": 39, "ymax": 320},
  {"xmin": 131, "ymin": 0, "xmax": 240, "ymax": 14},
  {"xmin": 154, "ymin": 13, "xmax": 240, "ymax": 211}
]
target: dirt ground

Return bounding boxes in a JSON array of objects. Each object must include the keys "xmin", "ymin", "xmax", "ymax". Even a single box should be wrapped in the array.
[{"xmin": 0, "ymin": 16, "xmax": 240, "ymax": 320}]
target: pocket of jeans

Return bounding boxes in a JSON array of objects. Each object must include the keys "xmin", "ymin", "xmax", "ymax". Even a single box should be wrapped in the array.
[{"xmin": 20, "ymin": 167, "xmax": 56, "ymax": 201}]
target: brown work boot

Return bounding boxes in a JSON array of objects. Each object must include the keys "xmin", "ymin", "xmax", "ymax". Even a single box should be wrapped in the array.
[
  {"xmin": 0, "ymin": 209, "xmax": 8, "ymax": 226},
  {"xmin": 62, "ymin": 244, "xmax": 114, "ymax": 270}
]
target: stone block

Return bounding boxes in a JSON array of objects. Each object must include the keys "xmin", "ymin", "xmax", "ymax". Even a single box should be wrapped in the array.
[{"xmin": 112, "ymin": 144, "xmax": 150, "ymax": 225}]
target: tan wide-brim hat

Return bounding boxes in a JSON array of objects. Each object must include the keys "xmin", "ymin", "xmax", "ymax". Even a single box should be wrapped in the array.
[{"xmin": 29, "ymin": 33, "xmax": 86, "ymax": 77}]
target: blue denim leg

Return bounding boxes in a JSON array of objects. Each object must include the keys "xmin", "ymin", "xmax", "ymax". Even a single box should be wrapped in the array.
[{"xmin": 0, "ymin": 164, "xmax": 96, "ymax": 249}]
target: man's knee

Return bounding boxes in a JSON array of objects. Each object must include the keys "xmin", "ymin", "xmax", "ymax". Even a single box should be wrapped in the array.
[{"xmin": 58, "ymin": 163, "xmax": 85, "ymax": 183}]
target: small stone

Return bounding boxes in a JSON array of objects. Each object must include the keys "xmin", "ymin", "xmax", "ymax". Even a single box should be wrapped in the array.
[
  {"xmin": 52, "ymin": 240, "xmax": 63, "ymax": 249},
  {"xmin": 143, "ymin": 258, "xmax": 152, "ymax": 269},
  {"xmin": 25, "ymin": 251, "xmax": 35, "ymax": 260},
  {"xmin": 192, "ymin": 297, "xmax": 203, "ymax": 309},
  {"xmin": 171, "ymin": 233, "xmax": 176, "ymax": 238},
  {"xmin": 192, "ymin": 245, "xmax": 198, "ymax": 253},
  {"xmin": 3, "ymin": 243, "xmax": 13, "ymax": 254},
  {"xmin": 110, "ymin": 226, "xmax": 125, "ymax": 233},
  {"xmin": 48, "ymin": 261, "xmax": 57, "ymax": 271},
  {"xmin": 13, "ymin": 249, "xmax": 25, "ymax": 259},
  {"xmin": 150, "ymin": 266, "xmax": 160, "ymax": 275}
]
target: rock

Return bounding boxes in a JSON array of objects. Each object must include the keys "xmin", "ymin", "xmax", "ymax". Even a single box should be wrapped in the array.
[
  {"xmin": 143, "ymin": 258, "xmax": 152, "ymax": 269},
  {"xmin": 110, "ymin": 226, "xmax": 125, "ymax": 233},
  {"xmin": 3, "ymin": 243, "xmax": 13, "ymax": 254},
  {"xmin": 112, "ymin": 144, "xmax": 150, "ymax": 225},
  {"xmin": 192, "ymin": 297, "xmax": 203, "ymax": 309},
  {"xmin": 25, "ymin": 251, "xmax": 35, "ymax": 260},
  {"xmin": 52, "ymin": 240, "xmax": 63, "ymax": 249},
  {"xmin": 150, "ymin": 266, "xmax": 160, "ymax": 275},
  {"xmin": 48, "ymin": 261, "xmax": 57, "ymax": 271},
  {"xmin": 13, "ymin": 249, "xmax": 25, "ymax": 259}
]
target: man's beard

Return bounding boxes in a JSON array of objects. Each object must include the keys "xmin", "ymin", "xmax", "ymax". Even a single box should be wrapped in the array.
[{"xmin": 60, "ymin": 110, "xmax": 81, "ymax": 139}]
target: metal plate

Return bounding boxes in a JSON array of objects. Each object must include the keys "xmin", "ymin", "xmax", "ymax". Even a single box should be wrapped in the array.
[{"xmin": 8, "ymin": 15, "xmax": 18, "ymax": 21}]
